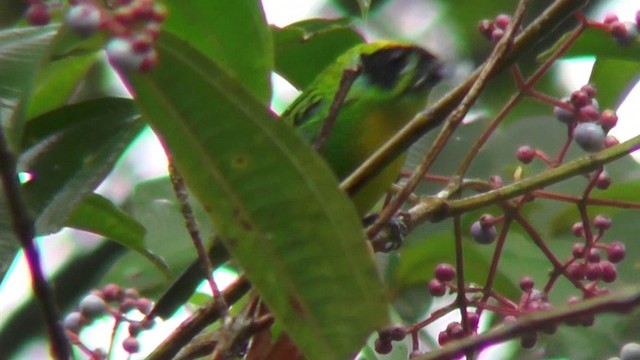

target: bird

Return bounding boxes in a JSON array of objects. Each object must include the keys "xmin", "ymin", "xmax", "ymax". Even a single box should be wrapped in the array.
[
  {"xmin": 150, "ymin": 41, "xmax": 443, "ymax": 318},
  {"xmin": 281, "ymin": 41, "xmax": 443, "ymax": 215}
]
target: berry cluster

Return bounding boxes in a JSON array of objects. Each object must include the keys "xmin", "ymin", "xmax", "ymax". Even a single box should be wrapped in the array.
[
  {"xmin": 478, "ymin": 14, "xmax": 512, "ymax": 42},
  {"xmin": 565, "ymin": 214, "xmax": 625, "ymax": 288},
  {"xmin": 63, "ymin": 283, "xmax": 156, "ymax": 358},
  {"xmin": 374, "ymin": 326, "xmax": 406, "ymax": 355},
  {"xmin": 551, "ymin": 85, "xmax": 619, "ymax": 153},
  {"xmin": 25, "ymin": 0, "xmax": 166, "ymax": 72}
]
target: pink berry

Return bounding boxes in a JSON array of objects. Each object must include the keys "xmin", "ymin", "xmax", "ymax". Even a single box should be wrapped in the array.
[
  {"xmin": 26, "ymin": 4, "xmax": 51, "ymax": 26},
  {"xmin": 599, "ymin": 109, "xmax": 618, "ymax": 132},
  {"xmin": 601, "ymin": 261, "xmax": 617, "ymax": 283},
  {"xmin": 566, "ymin": 262, "xmax": 585, "ymax": 281},
  {"xmin": 570, "ymin": 90, "xmax": 591, "ymax": 108},
  {"xmin": 593, "ymin": 214, "xmax": 612, "ymax": 230},
  {"xmin": 603, "ymin": 12, "xmax": 619, "ymax": 25},
  {"xmin": 122, "ymin": 336, "xmax": 140, "ymax": 354},
  {"xmin": 572, "ymin": 243, "xmax": 585, "ymax": 258},
  {"xmin": 585, "ymin": 263, "xmax": 602, "ymax": 281},
  {"xmin": 571, "ymin": 222, "xmax": 584, "ymax": 237},
  {"xmin": 428, "ymin": 279, "xmax": 447, "ymax": 297},
  {"xmin": 606, "ymin": 241, "xmax": 626, "ymax": 263},
  {"xmin": 494, "ymin": 14, "xmax": 511, "ymax": 29},
  {"xmin": 595, "ymin": 171, "xmax": 612, "ymax": 190},
  {"xmin": 586, "ymin": 248, "xmax": 601, "ymax": 263},
  {"xmin": 519, "ymin": 276, "xmax": 534, "ymax": 292},
  {"xmin": 517, "ymin": 145, "xmax": 535, "ymax": 164}
]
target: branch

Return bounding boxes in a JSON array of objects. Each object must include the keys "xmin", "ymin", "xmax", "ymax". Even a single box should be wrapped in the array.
[
  {"xmin": 0, "ymin": 120, "xmax": 70, "ymax": 357},
  {"xmin": 417, "ymin": 285, "xmax": 640, "ymax": 360}
]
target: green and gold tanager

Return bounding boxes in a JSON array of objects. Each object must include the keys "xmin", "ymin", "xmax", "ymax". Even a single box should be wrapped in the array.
[
  {"xmin": 152, "ymin": 41, "xmax": 443, "ymax": 317},
  {"xmin": 282, "ymin": 41, "xmax": 443, "ymax": 215}
]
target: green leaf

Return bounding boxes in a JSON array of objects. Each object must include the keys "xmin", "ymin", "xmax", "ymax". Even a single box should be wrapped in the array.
[
  {"xmin": 272, "ymin": 18, "xmax": 364, "ymax": 90},
  {"xmin": 26, "ymin": 51, "xmax": 102, "ymax": 119},
  {"xmin": 20, "ymin": 98, "xmax": 143, "ymax": 235},
  {"xmin": 131, "ymin": 32, "xmax": 388, "ymax": 360},
  {"xmin": 0, "ymin": 24, "xmax": 59, "ymax": 150},
  {"xmin": 589, "ymin": 58, "xmax": 640, "ymax": 110},
  {"xmin": 65, "ymin": 193, "xmax": 166, "ymax": 273},
  {"xmin": 0, "ymin": 97, "xmax": 143, "ymax": 281},
  {"xmin": 162, "ymin": 0, "xmax": 273, "ymax": 104}
]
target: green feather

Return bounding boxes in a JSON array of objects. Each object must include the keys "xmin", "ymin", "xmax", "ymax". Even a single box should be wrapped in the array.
[{"xmin": 281, "ymin": 41, "xmax": 442, "ymax": 215}]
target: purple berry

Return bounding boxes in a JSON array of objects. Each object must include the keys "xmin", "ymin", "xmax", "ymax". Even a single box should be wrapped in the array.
[
  {"xmin": 470, "ymin": 219, "xmax": 497, "ymax": 245},
  {"xmin": 26, "ymin": 4, "xmax": 51, "ymax": 26},
  {"xmin": 574, "ymin": 122, "xmax": 606, "ymax": 153},
  {"xmin": 435, "ymin": 263, "xmax": 456, "ymax": 282}
]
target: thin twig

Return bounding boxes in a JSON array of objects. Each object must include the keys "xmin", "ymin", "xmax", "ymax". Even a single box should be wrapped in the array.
[
  {"xmin": 313, "ymin": 66, "xmax": 362, "ymax": 152},
  {"xmin": 0, "ymin": 119, "xmax": 70, "ymax": 357},
  {"xmin": 417, "ymin": 285, "xmax": 640, "ymax": 360},
  {"xmin": 168, "ymin": 163, "xmax": 224, "ymax": 304}
]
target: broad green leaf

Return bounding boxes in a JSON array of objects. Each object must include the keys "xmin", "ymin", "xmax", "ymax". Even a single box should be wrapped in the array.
[
  {"xmin": 131, "ymin": 32, "xmax": 388, "ymax": 359},
  {"xmin": 0, "ymin": 24, "xmax": 59, "ymax": 150},
  {"xmin": 589, "ymin": 58, "xmax": 640, "ymax": 110},
  {"xmin": 65, "ymin": 193, "xmax": 166, "ymax": 272},
  {"xmin": 0, "ymin": 98, "xmax": 143, "ymax": 281},
  {"xmin": 20, "ymin": 98, "xmax": 144, "ymax": 235},
  {"xmin": 26, "ymin": 51, "xmax": 102, "ymax": 119},
  {"xmin": 162, "ymin": 0, "xmax": 273, "ymax": 103},
  {"xmin": 272, "ymin": 18, "xmax": 364, "ymax": 90}
]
